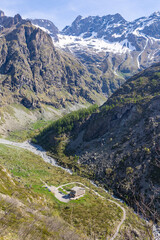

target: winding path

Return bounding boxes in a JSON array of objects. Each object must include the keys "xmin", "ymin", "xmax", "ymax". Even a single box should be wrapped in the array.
[
  {"xmin": 0, "ymin": 138, "xmax": 126, "ymax": 239},
  {"xmin": 0, "ymin": 139, "xmax": 158, "ymax": 239},
  {"xmin": 48, "ymin": 181, "xmax": 126, "ymax": 239}
]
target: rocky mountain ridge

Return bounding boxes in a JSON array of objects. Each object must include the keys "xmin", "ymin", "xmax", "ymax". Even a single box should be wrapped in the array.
[
  {"xmin": 29, "ymin": 18, "xmax": 59, "ymax": 41},
  {"xmin": 32, "ymin": 11, "xmax": 160, "ymax": 98},
  {"xmin": 0, "ymin": 10, "xmax": 28, "ymax": 30},
  {"xmin": 0, "ymin": 11, "xmax": 106, "ymax": 110},
  {"xmin": 0, "ymin": 11, "xmax": 107, "ymax": 136},
  {"xmin": 62, "ymin": 12, "xmax": 160, "ymax": 44}
]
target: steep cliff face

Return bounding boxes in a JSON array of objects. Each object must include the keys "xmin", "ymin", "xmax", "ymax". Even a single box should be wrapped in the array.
[{"xmin": 0, "ymin": 14, "xmax": 106, "ymax": 110}]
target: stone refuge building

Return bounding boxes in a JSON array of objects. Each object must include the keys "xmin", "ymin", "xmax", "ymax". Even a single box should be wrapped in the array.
[{"xmin": 69, "ymin": 186, "xmax": 85, "ymax": 198}]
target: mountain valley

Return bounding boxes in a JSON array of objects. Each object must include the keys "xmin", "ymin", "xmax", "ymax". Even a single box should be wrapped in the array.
[{"xmin": 0, "ymin": 8, "xmax": 160, "ymax": 240}]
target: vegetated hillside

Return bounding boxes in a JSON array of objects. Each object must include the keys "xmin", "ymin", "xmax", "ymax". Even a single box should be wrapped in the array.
[
  {"xmin": 0, "ymin": 143, "xmax": 150, "ymax": 239},
  {"xmin": 32, "ymin": 105, "xmax": 100, "ymax": 175},
  {"xmin": 34, "ymin": 63, "xmax": 160, "ymax": 220},
  {"xmin": 0, "ymin": 146, "xmax": 84, "ymax": 240}
]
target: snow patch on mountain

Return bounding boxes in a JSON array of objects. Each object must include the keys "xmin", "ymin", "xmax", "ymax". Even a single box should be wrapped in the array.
[
  {"xmin": 120, "ymin": 39, "xmax": 136, "ymax": 51},
  {"xmin": 112, "ymin": 33, "xmax": 123, "ymax": 38},
  {"xmin": 137, "ymin": 37, "xmax": 148, "ymax": 68},
  {"xmin": 33, "ymin": 24, "xmax": 51, "ymax": 35},
  {"xmin": 54, "ymin": 34, "xmax": 135, "ymax": 54}
]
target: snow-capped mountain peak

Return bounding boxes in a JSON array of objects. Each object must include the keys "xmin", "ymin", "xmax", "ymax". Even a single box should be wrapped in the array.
[
  {"xmin": 30, "ymin": 11, "xmax": 160, "ymax": 79},
  {"xmin": 62, "ymin": 13, "xmax": 127, "ymax": 38},
  {"xmin": 59, "ymin": 12, "xmax": 160, "ymax": 48},
  {"xmin": 29, "ymin": 18, "xmax": 59, "ymax": 40},
  {"xmin": 149, "ymin": 11, "xmax": 160, "ymax": 18}
]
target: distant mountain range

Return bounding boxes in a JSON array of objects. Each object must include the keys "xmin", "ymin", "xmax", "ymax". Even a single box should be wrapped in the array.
[
  {"xmin": 30, "ymin": 11, "xmax": 160, "ymax": 97},
  {"xmin": 62, "ymin": 12, "xmax": 160, "ymax": 45}
]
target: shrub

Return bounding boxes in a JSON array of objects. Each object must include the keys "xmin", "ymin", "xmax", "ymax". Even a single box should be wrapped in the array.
[
  {"xmin": 126, "ymin": 167, "xmax": 134, "ymax": 175},
  {"xmin": 105, "ymin": 168, "xmax": 113, "ymax": 176}
]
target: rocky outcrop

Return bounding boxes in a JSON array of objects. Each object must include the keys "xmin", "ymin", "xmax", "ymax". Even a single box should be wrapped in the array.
[{"xmin": 0, "ymin": 12, "xmax": 27, "ymax": 30}]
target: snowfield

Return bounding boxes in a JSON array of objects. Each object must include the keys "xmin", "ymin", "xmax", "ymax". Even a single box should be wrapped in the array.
[{"xmin": 54, "ymin": 34, "xmax": 135, "ymax": 54}]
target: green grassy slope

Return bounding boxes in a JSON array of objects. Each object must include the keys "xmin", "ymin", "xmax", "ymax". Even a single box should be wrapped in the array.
[{"xmin": 0, "ymin": 144, "xmax": 150, "ymax": 239}]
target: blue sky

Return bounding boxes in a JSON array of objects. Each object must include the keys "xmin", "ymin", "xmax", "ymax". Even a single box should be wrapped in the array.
[{"xmin": 1, "ymin": 0, "xmax": 160, "ymax": 29}]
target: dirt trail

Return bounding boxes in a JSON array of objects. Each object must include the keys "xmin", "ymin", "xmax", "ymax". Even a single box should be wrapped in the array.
[
  {"xmin": 43, "ymin": 181, "xmax": 126, "ymax": 239},
  {"xmin": 0, "ymin": 139, "xmax": 126, "ymax": 239}
]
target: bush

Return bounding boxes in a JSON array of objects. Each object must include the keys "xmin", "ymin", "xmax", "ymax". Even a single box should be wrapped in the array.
[
  {"xmin": 105, "ymin": 168, "xmax": 113, "ymax": 176},
  {"xmin": 126, "ymin": 167, "xmax": 134, "ymax": 175}
]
